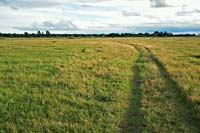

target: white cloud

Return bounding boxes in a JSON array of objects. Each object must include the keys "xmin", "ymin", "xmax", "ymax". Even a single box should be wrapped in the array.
[
  {"xmin": 122, "ymin": 10, "xmax": 141, "ymax": 17},
  {"xmin": 150, "ymin": 0, "xmax": 171, "ymax": 8},
  {"xmin": 13, "ymin": 20, "xmax": 78, "ymax": 31},
  {"xmin": 0, "ymin": 0, "xmax": 200, "ymax": 33}
]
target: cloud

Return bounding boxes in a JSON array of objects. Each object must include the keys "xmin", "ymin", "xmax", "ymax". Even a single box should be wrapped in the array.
[
  {"xmin": 122, "ymin": 10, "xmax": 141, "ymax": 17},
  {"xmin": 0, "ymin": 0, "xmax": 62, "ymax": 10},
  {"xmin": 135, "ymin": 25, "xmax": 200, "ymax": 33},
  {"xmin": 12, "ymin": 19, "xmax": 110, "ymax": 32},
  {"xmin": 13, "ymin": 20, "xmax": 78, "ymax": 31},
  {"xmin": 0, "ymin": 0, "xmax": 112, "ymax": 10},
  {"xmin": 177, "ymin": 9, "xmax": 200, "ymax": 16},
  {"xmin": 150, "ymin": 0, "xmax": 171, "ymax": 8},
  {"xmin": 1, "ymin": 0, "xmax": 200, "ymax": 33}
]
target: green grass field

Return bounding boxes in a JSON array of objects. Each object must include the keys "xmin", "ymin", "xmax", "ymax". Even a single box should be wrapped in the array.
[{"xmin": 0, "ymin": 37, "xmax": 200, "ymax": 132}]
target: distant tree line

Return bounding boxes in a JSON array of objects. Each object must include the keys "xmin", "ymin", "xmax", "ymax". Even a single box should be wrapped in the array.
[{"xmin": 0, "ymin": 31, "xmax": 197, "ymax": 38}]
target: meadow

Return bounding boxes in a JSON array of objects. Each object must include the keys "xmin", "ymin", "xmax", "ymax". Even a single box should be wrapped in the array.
[{"xmin": 0, "ymin": 37, "xmax": 199, "ymax": 132}]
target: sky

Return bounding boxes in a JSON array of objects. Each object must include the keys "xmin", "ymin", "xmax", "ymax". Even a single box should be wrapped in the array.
[{"xmin": 0, "ymin": 0, "xmax": 200, "ymax": 34}]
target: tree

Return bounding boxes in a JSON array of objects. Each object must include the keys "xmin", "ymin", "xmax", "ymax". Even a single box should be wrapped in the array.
[
  {"xmin": 46, "ymin": 31, "xmax": 51, "ymax": 37},
  {"xmin": 24, "ymin": 32, "xmax": 29, "ymax": 37},
  {"xmin": 37, "ymin": 31, "xmax": 41, "ymax": 37},
  {"xmin": 153, "ymin": 31, "xmax": 160, "ymax": 37},
  {"xmin": 144, "ymin": 32, "xmax": 150, "ymax": 37}
]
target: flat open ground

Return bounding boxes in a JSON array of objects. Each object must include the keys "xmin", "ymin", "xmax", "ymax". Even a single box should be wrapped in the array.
[{"xmin": 0, "ymin": 37, "xmax": 200, "ymax": 132}]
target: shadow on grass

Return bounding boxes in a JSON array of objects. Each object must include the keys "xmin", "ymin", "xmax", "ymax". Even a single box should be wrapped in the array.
[
  {"xmin": 120, "ymin": 42, "xmax": 200, "ymax": 132},
  {"xmin": 145, "ymin": 47, "xmax": 200, "ymax": 129},
  {"xmin": 120, "ymin": 51, "xmax": 145, "ymax": 133}
]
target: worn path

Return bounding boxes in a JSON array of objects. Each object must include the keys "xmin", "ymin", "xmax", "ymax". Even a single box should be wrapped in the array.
[{"xmin": 119, "ymin": 42, "xmax": 200, "ymax": 132}]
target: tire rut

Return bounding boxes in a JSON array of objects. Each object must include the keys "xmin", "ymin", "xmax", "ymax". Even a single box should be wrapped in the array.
[{"xmin": 118, "ymin": 42, "xmax": 200, "ymax": 132}]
